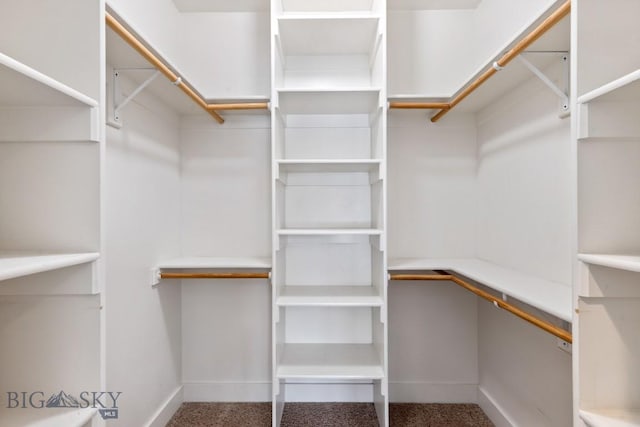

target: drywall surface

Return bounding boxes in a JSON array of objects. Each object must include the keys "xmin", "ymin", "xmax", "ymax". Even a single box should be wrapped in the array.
[
  {"xmin": 105, "ymin": 70, "xmax": 182, "ymax": 426},
  {"xmin": 179, "ymin": 114, "xmax": 272, "ymax": 401},
  {"xmin": 388, "ymin": 111, "xmax": 477, "ymax": 259},
  {"xmin": 475, "ymin": 61, "xmax": 572, "ymax": 285}
]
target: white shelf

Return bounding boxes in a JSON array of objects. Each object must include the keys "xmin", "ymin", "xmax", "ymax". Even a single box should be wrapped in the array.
[
  {"xmin": 0, "ymin": 407, "xmax": 97, "ymax": 427},
  {"xmin": 580, "ymin": 409, "xmax": 640, "ymax": 427},
  {"xmin": 172, "ymin": 0, "xmax": 269, "ymax": 12},
  {"xmin": 578, "ymin": 69, "xmax": 640, "ymax": 104},
  {"xmin": 277, "ymin": 285, "xmax": 383, "ymax": 307},
  {"xmin": 388, "ymin": 0, "xmax": 481, "ymax": 10},
  {"xmin": 157, "ymin": 256, "xmax": 271, "ymax": 270},
  {"xmin": 279, "ymin": 0, "xmax": 377, "ymax": 13},
  {"xmin": 277, "ymin": 228, "xmax": 383, "ymax": 236},
  {"xmin": 0, "ymin": 252, "xmax": 100, "ymax": 283},
  {"xmin": 388, "ymin": 258, "xmax": 572, "ymax": 322},
  {"xmin": 277, "ymin": 159, "xmax": 381, "ymax": 173},
  {"xmin": 277, "ymin": 88, "xmax": 381, "ymax": 114},
  {"xmin": 0, "ymin": 52, "xmax": 97, "ymax": 108},
  {"xmin": 578, "ymin": 253, "xmax": 640, "ymax": 273},
  {"xmin": 277, "ymin": 343, "xmax": 384, "ymax": 379}
]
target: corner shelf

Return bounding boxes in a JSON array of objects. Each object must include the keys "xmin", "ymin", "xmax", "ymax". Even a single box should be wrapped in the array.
[
  {"xmin": 277, "ymin": 343, "xmax": 384, "ymax": 380},
  {"xmin": 277, "ymin": 228, "xmax": 383, "ymax": 236},
  {"xmin": 0, "ymin": 406, "xmax": 97, "ymax": 427},
  {"xmin": 277, "ymin": 285, "xmax": 383, "ymax": 307},
  {"xmin": 277, "ymin": 159, "xmax": 382, "ymax": 174},
  {"xmin": 580, "ymin": 409, "xmax": 640, "ymax": 427},
  {"xmin": 388, "ymin": 258, "xmax": 572, "ymax": 322}
]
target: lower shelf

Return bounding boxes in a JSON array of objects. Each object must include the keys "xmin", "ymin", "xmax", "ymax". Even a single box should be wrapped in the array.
[
  {"xmin": 277, "ymin": 343, "xmax": 384, "ymax": 380},
  {"xmin": 277, "ymin": 285, "xmax": 383, "ymax": 307},
  {"xmin": 0, "ymin": 252, "xmax": 99, "ymax": 282},
  {"xmin": 580, "ymin": 409, "xmax": 640, "ymax": 427},
  {"xmin": 0, "ymin": 407, "xmax": 97, "ymax": 427}
]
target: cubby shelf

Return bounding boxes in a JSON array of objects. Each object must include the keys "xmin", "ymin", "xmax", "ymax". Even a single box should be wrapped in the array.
[
  {"xmin": 580, "ymin": 409, "xmax": 640, "ymax": 427},
  {"xmin": 578, "ymin": 253, "xmax": 640, "ymax": 274},
  {"xmin": 278, "ymin": 15, "xmax": 379, "ymax": 57},
  {"xmin": 277, "ymin": 228, "xmax": 383, "ymax": 236},
  {"xmin": 0, "ymin": 252, "xmax": 99, "ymax": 283},
  {"xmin": 277, "ymin": 285, "xmax": 383, "ymax": 307},
  {"xmin": 277, "ymin": 159, "xmax": 382, "ymax": 174},
  {"xmin": 0, "ymin": 407, "xmax": 97, "ymax": 427},
  {"xmin": 277, "ymin": 343, "xmax": 384, "ymax": 380},
  {"xmin": 277, "ymin": 88, "xmax": 381, "ymax": 114},
  {"xmin": 389, "ymin": 258, "xmax": 572, "ymax": 322}
]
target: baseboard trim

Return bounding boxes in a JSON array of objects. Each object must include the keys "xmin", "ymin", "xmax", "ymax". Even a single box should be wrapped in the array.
[
  {"xmin": 389, "ymin": 381, "xmax": 478, "ymax": 403},
  {"xmin": 183, "ymin": 381, "xmax": 272, "ymax": 402},
  {"xmin": 145, "ymin": 385, "xmax": 183, "ymax": 427},
  {"xmin": 478, "ymin": 386, "xmax": 515, "ymax": 427}
]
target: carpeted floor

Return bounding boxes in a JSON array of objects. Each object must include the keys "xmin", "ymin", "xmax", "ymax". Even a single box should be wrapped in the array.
[{"xmin": 166, "ymin": 402, "xmax": 494, "ymax": 426}]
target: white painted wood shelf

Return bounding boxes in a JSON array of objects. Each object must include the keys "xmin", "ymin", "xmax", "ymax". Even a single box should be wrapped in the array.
[
  {"xmin": 578, "ymin": 253, "xmax": 640, "ymax": 274},
  {"xmin": 277, "ymin": 228, "xmax": 383, "ymax": 236},
  {"xmin": 277, "ymin": 88, "xmax": 381, "ymax": 114},
  {"xmin": 277, "ymin": 159, "xmax": 382, "ymax": 174},
  {"xmin": 578, "ymin": 69, "xmax": 640, "ymax": 104},
  {"xmin": 277, "ymin": 343, "xmax": 384, "ymax": 379},
  {"xmin": 157, "ymin": 257, "xmax": 271, "ymax": 270},
  {"xmin": 279, "ymin": 0, "xmax": 379, "ymax": 13},
  {"xmin": 580, "ymin": 409, "xmax": 640, "ymax": 427},
  {"xmin": 0, "ymin": 407, "xmax": 97, "ymax": 427},
  {"xmin": 0, "ymin": 52, "xmax": 98, "ymax": 108},
  {"xmin": 0, "ymin": 252, "xmax": 100, "ymax": 283},
  {"xmin": 388, "ymin": 258, "xmax": 572, "ymax": 322},
  {"xmin": 277, "ymin": 285, "xmax": 383, "ymax": 307}
]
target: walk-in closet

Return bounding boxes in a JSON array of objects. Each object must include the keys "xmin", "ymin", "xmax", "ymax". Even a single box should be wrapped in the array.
[{"xmin": 0, "ymin": 0, "xmax": 638, "ymax": 426}]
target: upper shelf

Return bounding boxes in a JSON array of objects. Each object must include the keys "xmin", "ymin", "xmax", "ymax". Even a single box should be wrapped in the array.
[
  {"xmin": 578, "ymin": 69, "xmax": 640, "ymax": 104},
  {"xmin": 277, "ymin": 159, "xmax": 382, "ymax": 173},
  {"xmin": 278, "ymin": 16, "xmax": 380, "ymax": 56},
  {"xmin": 388, "ymin": 257, "xmax": 572, "ymax": 322},
  {"xmin": 0, "ymin": 52, "xmax": 97, "ymax": 108},
  {"xmin": 578, "ymin": 254, "xmax": 640, "ymax": 274},
  {"xmin": 388, "ymin": 0, "xmax": 481, "ymax": 10},
  {"xmin": 0, "ymin": 252, "xmax": 100, "ymax": 283}
]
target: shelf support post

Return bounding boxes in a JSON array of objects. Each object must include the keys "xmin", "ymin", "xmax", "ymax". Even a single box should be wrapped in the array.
[{"xmin": 517, "ymin": 53, "xmax": 569, "ymax": 116}]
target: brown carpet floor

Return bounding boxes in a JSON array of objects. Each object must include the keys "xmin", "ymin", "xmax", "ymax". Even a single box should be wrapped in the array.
[{"xmin": 167, "ymin": 402, "xmax": 494, "ymax": 426}]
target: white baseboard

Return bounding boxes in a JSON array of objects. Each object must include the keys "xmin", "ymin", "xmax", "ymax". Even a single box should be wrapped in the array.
[
  {"xmin": 478, "ymin": 386, "xmax": 515, "ymax": 427},
  {"xmin": 145, "ymin": 386, "xmax": 183, "ymax": 427},
  {"xmin": 389, "ymin": 382, "xmax": 478, "ymax": 403},
  {"xmin": 183, "ymin": 381, "xmax": 272, "ymax": 402}
]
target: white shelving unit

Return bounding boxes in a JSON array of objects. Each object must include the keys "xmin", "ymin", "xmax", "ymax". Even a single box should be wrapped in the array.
[
  {"xmin": 574, "ymin": 1, "xmax": 640, "ymax": 425},
  {"xmin": 271, "ymin": 0, "xmax": 388, "ymax": 425},
  {"xmin": 0, "ymin": 2, "xmax": 103, "ymax": 425}
]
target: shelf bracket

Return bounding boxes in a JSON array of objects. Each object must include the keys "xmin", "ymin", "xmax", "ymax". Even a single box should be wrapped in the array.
[
  {"xmin": 517, "ymin": 52, "xmax": 569, "ymax": 117},
  {"xmin": 112, "ymin": 68, "xmax": 161, "ymax": 125}
]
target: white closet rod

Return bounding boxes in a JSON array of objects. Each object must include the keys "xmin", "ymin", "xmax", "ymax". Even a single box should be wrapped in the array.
[
  {"xmin": 389, "ymin": 272, "xmax": 572, "ymax": 343},
  {"xmin": 105, "ymin": 13, "xmax": 270, "ymax": 124}
]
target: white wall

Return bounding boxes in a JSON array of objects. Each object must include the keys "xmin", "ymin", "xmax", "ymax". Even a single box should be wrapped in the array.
[
  {"xmin": 475, "ymin": 63, "xmax": 573, "ymax": 426},
  {"xmin": 105, "ymin": 70, "xmax": 182, "ymax": 426},
  {"xmin": 179, "ymin": 114, "xmax": 272, "ymax": 401}
]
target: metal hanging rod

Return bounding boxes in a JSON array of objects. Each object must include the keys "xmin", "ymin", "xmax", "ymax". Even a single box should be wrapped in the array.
[
  {"xmin": 160, "ymin": 272, "xmax": 270, "ymax": 279},
  {"xmin": 105, "ymin": 12, "xmax": 270, "ymax": 123},
  {"xmin": 388, "ymin": 271, "xmax": 572, "ymax": 343}
]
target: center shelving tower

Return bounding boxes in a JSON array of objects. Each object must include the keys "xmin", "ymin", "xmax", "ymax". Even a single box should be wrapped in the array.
[{"xmin": 270, "ymin": 0, "xmax": 388, "ymax": 425}]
